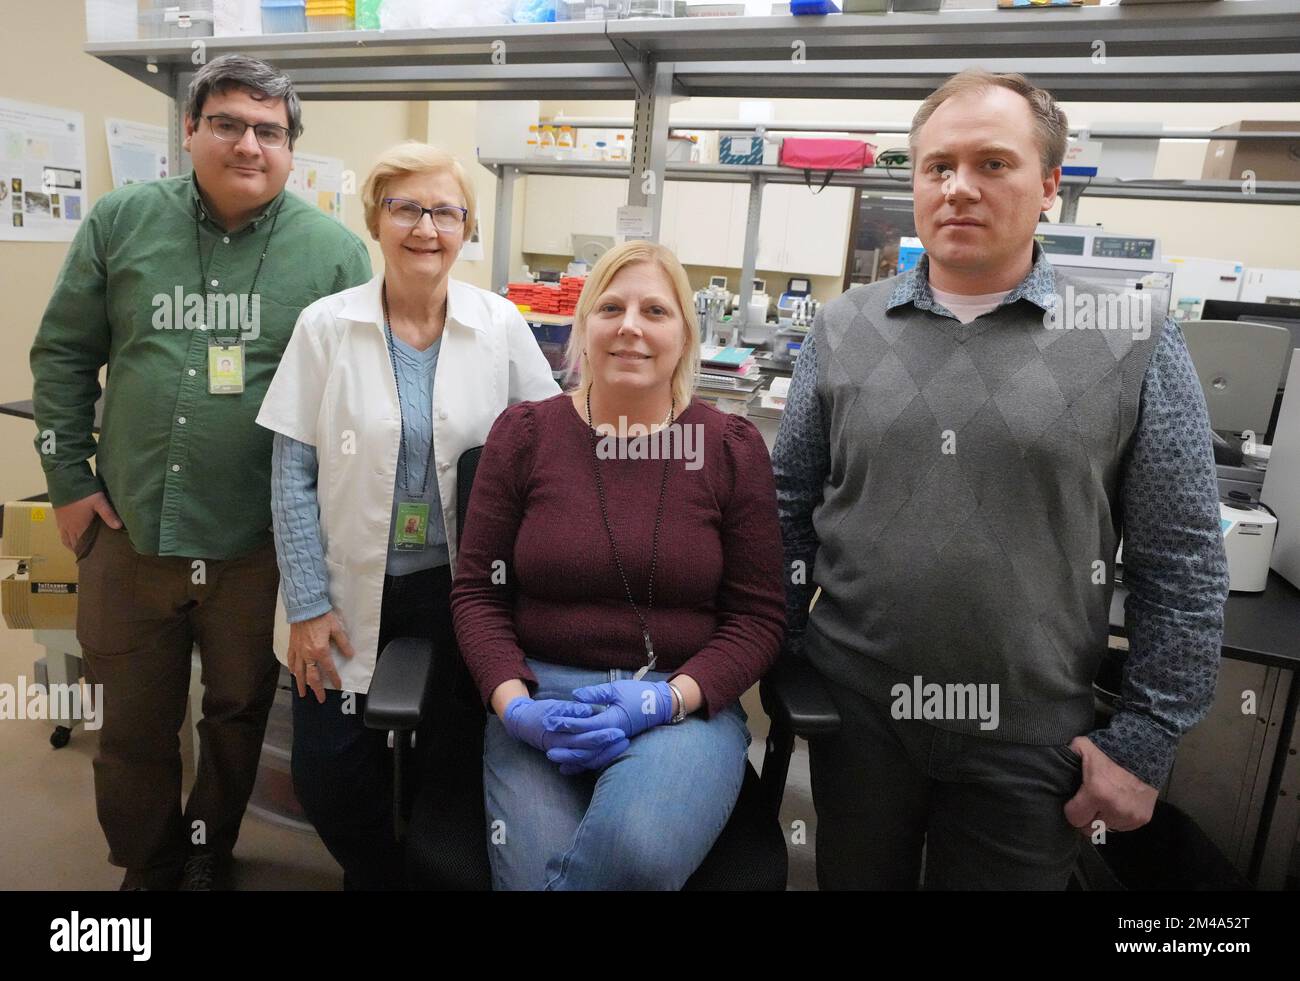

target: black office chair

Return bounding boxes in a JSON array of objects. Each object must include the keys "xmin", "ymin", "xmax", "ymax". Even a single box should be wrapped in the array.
[{"xmin": 364, "ymin": 445, "xmax": 840, "ymax": 890}]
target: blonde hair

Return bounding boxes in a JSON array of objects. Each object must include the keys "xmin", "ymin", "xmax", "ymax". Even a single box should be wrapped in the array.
[
  {"xmin": 565, "ymin": 241, "xmax": 700, "ymax": 410},
  {"xmin": 361, "ymin": 141, "xmax": 477, "ymax": 240},
  {"xmin": 908, "ymin": 69, "xmax": 1069, "ymax": 177}
]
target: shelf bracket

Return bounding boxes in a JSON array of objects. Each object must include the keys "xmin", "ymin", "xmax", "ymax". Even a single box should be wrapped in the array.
[{"xmin": 626, "ymin": 58, "xmax": 673, "ymax": 244}]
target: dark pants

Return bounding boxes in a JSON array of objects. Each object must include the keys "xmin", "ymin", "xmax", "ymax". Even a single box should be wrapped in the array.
[
  {"xmin": 809, "ymin": 679, "xmax": 1084, "ymax": 890},
  {"xmin": 75, "ymin": 519, "xmax": 281, "ymax": 887},
  {"xmin": 290, "ymin": 564, "xmax": 468, "ymax": 891}
]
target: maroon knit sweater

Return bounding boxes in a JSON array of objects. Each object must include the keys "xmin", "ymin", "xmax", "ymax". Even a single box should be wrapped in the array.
[{"xmin": 451, "ymin": 393, "xmax": 786, "ymax": 716}]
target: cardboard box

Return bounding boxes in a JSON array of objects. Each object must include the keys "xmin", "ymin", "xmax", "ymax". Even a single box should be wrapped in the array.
[
  {"xmin": 1, "ymin": 501, "xmax": 79, "ymax": 630},
  {"xmin": 1201, "ymin": 121, "xmax": 1300, "ymax": 182}
]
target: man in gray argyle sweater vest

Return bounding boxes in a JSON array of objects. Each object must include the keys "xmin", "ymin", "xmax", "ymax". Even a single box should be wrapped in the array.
[{"xmin": 774, "ymin": 69, "xmax": 1228, "ymax": 889}]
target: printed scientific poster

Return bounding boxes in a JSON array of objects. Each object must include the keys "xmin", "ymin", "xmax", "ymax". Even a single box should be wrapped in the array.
[
  {"xmin": 287, "ymin": 151, "xmax": 345, "ymax": 223},
  {"xmin": 0, "ymin": 98, "xmax": 88, "ymax": 243},
  {"xmin": 106, "ymin": 118, "xmax": 170, "ymax": 188}
]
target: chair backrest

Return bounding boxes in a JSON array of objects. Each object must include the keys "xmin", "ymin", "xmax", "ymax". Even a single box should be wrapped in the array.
[{"xmin": 455, "ymin": 445, "xmax": 485, "ymax": 548}]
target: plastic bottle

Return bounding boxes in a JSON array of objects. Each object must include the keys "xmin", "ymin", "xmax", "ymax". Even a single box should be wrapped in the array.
[
  {"xmin": 539, "ymin": 125, "xmax": 557, "ymax": 158},
  {"xmin": 556, "ymin": 126, "xmax": 575, "ymax": 160}
]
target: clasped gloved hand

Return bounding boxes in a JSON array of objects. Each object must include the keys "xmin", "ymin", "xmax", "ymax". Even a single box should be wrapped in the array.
[
  {"xmin": 502, "ymin": 696, "xmax": 629, "ymax": 773},
  {"xmin": 547, "ymin": 680, "xmax": 676, "ymax": 773}
]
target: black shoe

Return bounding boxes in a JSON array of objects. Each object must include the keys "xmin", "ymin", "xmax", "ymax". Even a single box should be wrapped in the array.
[{"xmin": 179, "ymin": 852, "xmax": 227, "ymax": 891}]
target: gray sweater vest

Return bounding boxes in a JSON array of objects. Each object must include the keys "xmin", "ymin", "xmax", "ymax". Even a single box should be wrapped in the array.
[{"xmin": 807, "ymin": 270, "xmax": 1162, "ymax": 744}]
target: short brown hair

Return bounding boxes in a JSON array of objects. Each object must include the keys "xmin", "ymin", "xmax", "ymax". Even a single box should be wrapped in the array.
[{"xmin": 908, "ymin": 69, "xmax": 1069, "ymax": 176}]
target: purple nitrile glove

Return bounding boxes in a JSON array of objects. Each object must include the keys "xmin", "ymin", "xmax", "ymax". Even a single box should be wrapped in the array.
[
  {"xmin": 502, "ymin": 695, "xmax": 625, "ymax": 759},
  {"xmin": 556, "ymin": 679, "xmax": 675, "ymax": 742}
]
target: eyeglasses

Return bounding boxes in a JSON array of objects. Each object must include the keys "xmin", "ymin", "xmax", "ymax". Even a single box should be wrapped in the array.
[
  {"xmin": 203, "ymin": 114, "xmax": 291, "ymax": 150},
  {"xmin": 383, "ymin": 198, "xmax": 468, "ymax": 233}
]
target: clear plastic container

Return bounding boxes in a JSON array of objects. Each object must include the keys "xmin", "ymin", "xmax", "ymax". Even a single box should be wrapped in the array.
[
  {"xmin": 139, "ymin": 5, "xmax": 216, "ymax": 39},
  {"xmin": 538, "ymin": 125, "xmax": 557, "ymax": 158},
  {"xmin": 306, "ymin": 13, "xmax": 354, "ymax": 30},
  {"xmin": 85, "ymin": 0, "xmax": 137, "ymax": 41},
  {"xmin": 625, "ymin": 0, "xmax": 674, "ymax": 16},
  {"xmin": 262, "ymin": 0, "xmax": 307, "ymax": 32},
  {"xmin": 355, "ymin": 0, "xmax": 382, "ymax": 28},
  {"xmin": 556, "ymin": 0, "xmax": 624, "ymax": 18}
]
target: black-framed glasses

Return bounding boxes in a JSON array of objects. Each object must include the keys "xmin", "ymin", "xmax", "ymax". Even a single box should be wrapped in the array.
[
  {"xmin": 383, "ymin": 197, "xmax": 468, "ymax": 233},
  {"xmin": 203, "ymin": 114, "xmax": 291, "ymax": 150}
]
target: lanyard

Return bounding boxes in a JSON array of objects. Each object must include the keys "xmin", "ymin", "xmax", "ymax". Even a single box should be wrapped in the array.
[
  {"xmin": 586, "ymin": 388, "xmax": 675, "ymax": 679},
  {"xmin": 381, "ymin": 282, "xmax": 438, "ymax": 499},
  {"xmin": 194, "ymin": 194, "xmax": 284, "ymax": 333}
]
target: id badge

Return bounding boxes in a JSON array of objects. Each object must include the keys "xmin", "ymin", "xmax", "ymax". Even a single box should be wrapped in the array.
[
  {"xmin": 394, "ymin": 501, "xmax": 429, "ymax": 551},
  {"xmin": 207, "ymin": 336, "xmax": 245, "ymax": 395}
]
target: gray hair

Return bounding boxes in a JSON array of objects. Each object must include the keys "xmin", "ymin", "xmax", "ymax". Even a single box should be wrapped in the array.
[{"xmin": 186, "ymin": 54, "xmax": 303, "ymax": 147}]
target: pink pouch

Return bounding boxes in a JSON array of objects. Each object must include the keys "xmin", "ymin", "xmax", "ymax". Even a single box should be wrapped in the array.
[{"xmin": 778, "ymin": 138, "xmax": 876, "ymax": 193}]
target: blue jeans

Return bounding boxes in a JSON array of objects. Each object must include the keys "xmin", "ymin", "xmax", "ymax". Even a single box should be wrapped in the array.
[{"xmin": 483, "ymin": 658, "xmax": 751, "ymax": 890}]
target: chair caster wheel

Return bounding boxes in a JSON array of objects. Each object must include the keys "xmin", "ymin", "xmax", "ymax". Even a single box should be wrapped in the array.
[{"xmin": 50, "ymin": 726, "xmax": 72, "ymax": 749}]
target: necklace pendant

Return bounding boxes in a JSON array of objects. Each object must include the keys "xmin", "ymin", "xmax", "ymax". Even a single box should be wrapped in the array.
[{"xmin": 632, "ymin": 629, "xmax": 655, "ymax": 681}]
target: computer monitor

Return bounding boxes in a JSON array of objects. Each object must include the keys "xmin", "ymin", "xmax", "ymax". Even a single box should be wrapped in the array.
[{"xmin": 1200, "ymin": 300, "xmax": 1300, "ymax": 387}]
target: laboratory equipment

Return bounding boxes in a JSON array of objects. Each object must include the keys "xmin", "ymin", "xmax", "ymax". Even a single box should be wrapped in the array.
[
  {"xmin": 1044, "ymin": 253, "xmax": 1175, "ymax": 324},
  {"xmin": 1239, "ymin": 267, "xmax": 1300, "ymax": 306},
  {"xmin": 571, "ymin": 233, "xmax": 615, "ymax": 266},
  {"xmin": 695, "ymin": 284, "xmax": 731, "ymax": 346},
  {"xmin": 1220, "ymin": 502, "xmax": 1277, "ymax": 593},
  {"xmin": 1167, "ymin": 256, "xmax": 1244, "ymax": 321},
  {"xmin": 1261, "ymin": 360, "xmax": 1300, "ymax": 590},
  {"xmin": 777, "ymin": 276, "xmax": 812, "ymax": 323},
  {"xmin": 1034, "ymin": 223, "xmax": 1160, "ymax": 261}
]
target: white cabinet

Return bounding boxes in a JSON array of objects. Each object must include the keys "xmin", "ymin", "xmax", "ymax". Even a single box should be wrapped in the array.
[
  {"xmin": 521, "ymin": 173, "xmax": 853, "ymax": 278},
  {"xmin": 752, "ymin": 183, "xmax": 854, "ymax": 277},
  {"xmin": 522, "ymin": 175, "xmax": 626, "ymax": 255}
]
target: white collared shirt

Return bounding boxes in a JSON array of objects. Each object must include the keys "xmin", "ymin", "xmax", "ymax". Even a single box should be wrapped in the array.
[{"xmin": 256, "ymin": 273, "xmax": 559, "ymax": 693}]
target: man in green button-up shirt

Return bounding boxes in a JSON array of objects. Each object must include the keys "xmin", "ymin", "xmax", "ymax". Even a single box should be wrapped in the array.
[{"xmin": 29, "ymin": 55, "xmax": 371, "ymax": 890}]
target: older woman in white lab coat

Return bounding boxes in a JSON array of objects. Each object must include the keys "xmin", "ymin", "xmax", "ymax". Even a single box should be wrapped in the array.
[{"xmin": 256, "ymin": 142, "xmax": 558, "ymax": 889}]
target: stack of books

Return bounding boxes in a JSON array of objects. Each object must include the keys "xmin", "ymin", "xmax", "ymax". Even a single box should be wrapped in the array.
[{"xmin": 695, "ymin": 345, "xmax": 763, "ymax": 409}]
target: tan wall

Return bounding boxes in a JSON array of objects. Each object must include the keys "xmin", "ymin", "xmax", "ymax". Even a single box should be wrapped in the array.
[{"xmin": 0, "ymin": 0, "xmax": 416, "ymax": 507}]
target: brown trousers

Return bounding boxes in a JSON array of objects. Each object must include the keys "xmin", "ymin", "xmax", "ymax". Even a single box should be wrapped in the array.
[{"xmin": 75, "ymin": 517, "xmax": 280, "ymax": 884}]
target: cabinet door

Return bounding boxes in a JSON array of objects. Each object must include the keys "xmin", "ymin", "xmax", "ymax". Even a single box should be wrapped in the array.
[
  {"xmin": 523, "ymin": 176, "xmax": 628, "ymax": 256},
  {"xmin": 658, "ymin": 180, "xmax": 682, "ymax": 253},
  {"xmin": 781, "ymin": 184, "xmax": 854, "ymax": 277},
  {"xmin": 671, "ymin": 180, "xmax": 735, "ymax": 267},
  {"xmin": 522, "ymin": 175, "xmax": 576, "ymax": 255},
  {"xmin": 756, "ymin": 184, "xmax": 791, "ymax": 271}
]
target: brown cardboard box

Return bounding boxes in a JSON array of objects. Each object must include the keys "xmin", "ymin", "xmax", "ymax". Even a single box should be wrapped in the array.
[
  {"xmin": 1, "ymin": 501, "xmax": 78, "ymax": 630},
  {"xmin": 1201, "ymin": 121, "xmax": 1300, "ymax": 182}
]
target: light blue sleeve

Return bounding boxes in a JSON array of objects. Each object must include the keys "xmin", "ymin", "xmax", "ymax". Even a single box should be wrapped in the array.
[{"xmin": 270, "ymin": 432, "xmax": 333, "ymax": 623}]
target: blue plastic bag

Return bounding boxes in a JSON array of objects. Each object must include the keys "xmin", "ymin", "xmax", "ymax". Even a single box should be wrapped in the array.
[
  {"xmin": 514, "ymin": 0, "xmax": 557, "ymax": 21},
  {"xmin": 790, "ymin": 0, "xmax": 841, "ymax": 13}
]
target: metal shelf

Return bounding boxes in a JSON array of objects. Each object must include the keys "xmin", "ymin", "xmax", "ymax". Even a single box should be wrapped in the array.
[
  {"xmin": 86, "ymin": 2, "xmax": 1300, "ymax": 103},
  {"xmin": 482, "ymin": 158, "xmax": 1300, "ymax": 206}
]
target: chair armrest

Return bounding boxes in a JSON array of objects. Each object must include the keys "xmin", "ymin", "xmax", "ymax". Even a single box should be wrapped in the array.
[
  {"xmin": 363, "ymin": 637, "xmax": 433, "ymax": 732},
  {"xmin": 760, "ymin": 655, "xmax": 841, "ymax": 739}
]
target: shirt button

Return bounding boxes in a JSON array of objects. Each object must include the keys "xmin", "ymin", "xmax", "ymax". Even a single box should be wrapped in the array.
[
  {"xmin": 437, "ymin": 410, "xmax": 448, "ymax": 421},
  {"xmin": 178, "ymin": 416, "xmax": 187, "ymax": 425},
  {"xmin": 210, "ymin": 279, "xmax": 220, "ymax": 287},
  {"xmin": 438, "ymin": 462, "xmax": 450, "ymax": 473},
  {"xmin": 188, "ymin": 368, "xmax": 197, "ymax": 376},
  {"xmin": 171, "ymin": 464, "xmax": 181, "ymax": 473},
  {"xmin": 222, "ymin": 236, "xmax": 230, "ymax": 244}
]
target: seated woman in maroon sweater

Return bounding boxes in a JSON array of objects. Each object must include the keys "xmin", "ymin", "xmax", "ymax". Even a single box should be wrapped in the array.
[{"xmin": 450, "ymin": 241, "xmax": 786, "ymax": 890}]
